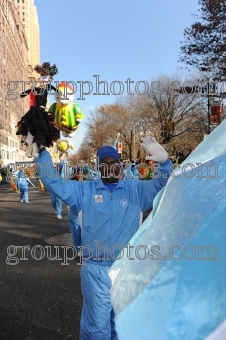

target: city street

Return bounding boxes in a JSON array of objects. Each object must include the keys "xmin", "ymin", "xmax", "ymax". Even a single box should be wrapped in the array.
[{"xmin": 0, "ymin": 181, "xmax": 83, "ymax": 340}]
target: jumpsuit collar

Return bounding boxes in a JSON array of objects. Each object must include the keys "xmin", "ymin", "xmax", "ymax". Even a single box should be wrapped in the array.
[{"xmin": 94, "ymin": 178, "xmax": 125, "ymax": 190}]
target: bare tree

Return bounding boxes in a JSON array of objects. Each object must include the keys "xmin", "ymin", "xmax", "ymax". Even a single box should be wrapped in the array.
[
  {"xmin": 76, "ymin": 74, "xmax": 211, "ymax": 159},
  {"xmin": 138, "ymin": 75, "xmax": 210, "ymax": 157}
]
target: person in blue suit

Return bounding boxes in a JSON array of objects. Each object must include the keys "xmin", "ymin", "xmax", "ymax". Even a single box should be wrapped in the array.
[
  {"xmin": 50, "ymin": 192, "xmax": 63, "ymax": 219},
  {"xmin": 19, "ymin": 175, "xmax": 35, "ymax": 203},
  {"xmin": 35, "ymin": 137, "xmax": 172, "ymax": 340},
  {"xmin": 68, "ymin": 166, "xmax": 83, "ymax": 253},
  {"xmin": 50, "ymin": 163, "xmax": 63, "ymax": 219},
  {"xmin": 50, "ymin": 159, "xmax": 68, "ymax": 219}
]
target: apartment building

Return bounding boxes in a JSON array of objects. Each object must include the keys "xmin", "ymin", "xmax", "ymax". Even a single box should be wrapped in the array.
[
  {"xmin": 0, "ymin": 0, "xmax": 31, "ymax": 166},
  {"xmin": 13, "ymin": 0, "xmax": 40, "ymax": 78},
  {"xmin": 0, "ymin": 1, "xmax": 58, "ymax": 167}
]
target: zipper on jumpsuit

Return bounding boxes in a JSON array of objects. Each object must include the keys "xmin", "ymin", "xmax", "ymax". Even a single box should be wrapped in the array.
[
  {"xmin": 105, "ymin": 188, "xmax": 113, "ymax": 260},
  {"xmin": 109, "ymin": 190, "xmax": 113, "ymax": 262}
]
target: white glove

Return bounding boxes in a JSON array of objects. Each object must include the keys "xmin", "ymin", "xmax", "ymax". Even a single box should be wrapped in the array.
[{"xmin": 140, "ymin": 137, "xmax": 168, "ymax": 163}]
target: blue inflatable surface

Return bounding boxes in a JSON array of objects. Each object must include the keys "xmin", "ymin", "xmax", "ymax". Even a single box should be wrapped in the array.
[{"xmin": 109, "ymin": 120, "xmax": 226, "ymax": 340}]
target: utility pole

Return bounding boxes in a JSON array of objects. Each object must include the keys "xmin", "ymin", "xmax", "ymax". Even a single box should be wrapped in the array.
[{"xmin": 207, "ymin": 96, "xmax": 211, "ymax": 134}]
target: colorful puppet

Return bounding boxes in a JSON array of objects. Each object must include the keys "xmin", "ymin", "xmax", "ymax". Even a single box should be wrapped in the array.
[
  {"xmin": 11, "ymin": 179, "xmax": 19, "ymax": 193},
  {"xmin": 48, "ymin": 82, "xmax": 84, "ymax": 138},
  {"xmin": 15, "ymin": 62, "xmax": 61, "ymax": 158}
]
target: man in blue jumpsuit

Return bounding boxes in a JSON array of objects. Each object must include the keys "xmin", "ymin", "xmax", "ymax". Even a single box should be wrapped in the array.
[
  {"xmin": 49, "ymin": 160, "xmax": 67, "ymax": 219},
  {"xmin": 35, "ymin": 137, "xmax": 172, "ymax": 340}
]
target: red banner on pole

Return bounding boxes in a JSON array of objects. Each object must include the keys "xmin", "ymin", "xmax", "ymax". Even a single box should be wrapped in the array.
[
  {"xmin": 117, "ymin": 142, "xmax": 122, "ymax": 153},
  {"xmin": 210, "ymin": 104, "xmax": 221, "ymax": 125}
]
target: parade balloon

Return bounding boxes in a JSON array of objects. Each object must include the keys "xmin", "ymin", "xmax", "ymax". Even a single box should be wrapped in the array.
[
  {"xmin": 15, "ymin": 62, "xmax": 61, "ymax": 158},
  {"xmin": 109, "ymin": 120, "xmax": 226, "ymax": 340},
  {"xmin": 49, "ymin": 82, "xmax": 84, "ymax": 138},
  {"xmin": 56, "ymin": 140, "xmax": 74, "ymax": 153}
]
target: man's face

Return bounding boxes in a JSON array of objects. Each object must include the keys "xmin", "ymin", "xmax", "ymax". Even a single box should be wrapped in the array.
[{"xmin": 99, "ymin": 157, "xmax": 121, "ymax": 183}]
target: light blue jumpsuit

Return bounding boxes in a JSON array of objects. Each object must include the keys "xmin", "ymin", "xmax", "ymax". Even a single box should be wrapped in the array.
[
  {"xmin": 19, "ymin": 177, "xmax": 31, "ymax": 202},
  {"xmin": 50, "ymin": 193, "xmax": 62, "ymax": 216},
  {"xmin": 50, "ymin": 160, "xmax": 68, "ymax": 217},
  {"xmin": 35, "ymin": 150, "xmax": 172, "ymax": 340},
  {"xmin": 68, "ymin": 208, "xmax": 81, "ymax": 253}
]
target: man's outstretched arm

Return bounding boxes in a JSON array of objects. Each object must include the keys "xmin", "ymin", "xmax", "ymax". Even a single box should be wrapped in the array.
[{"xmin": 35, "ymin": 148, "xmax": 83, "ymax": 210}]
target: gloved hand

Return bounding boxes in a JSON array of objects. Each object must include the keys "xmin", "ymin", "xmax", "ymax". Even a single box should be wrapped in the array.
[{"xmin": 140, "ymin": 137, "xmax": 168, "ymax": 163}]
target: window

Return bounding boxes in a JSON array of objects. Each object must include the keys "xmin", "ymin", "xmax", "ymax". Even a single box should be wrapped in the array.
[
  {"xmin": 22, "ymin": 12, "xmax": 25, "ymax": 15},
  {"xmin": 5, "ymin": 111, "xmax": 7, "ymax": 119},
  {"xmin": 22, "ymin": 18, "xmax": 25, "ymax": 21},
  {"xmin": 22, "ymin": 0, "xmax": 24, "ymax": 3}
]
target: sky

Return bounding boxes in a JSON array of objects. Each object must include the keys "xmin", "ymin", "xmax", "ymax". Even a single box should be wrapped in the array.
[{"xmin": 35, "ymin": 0, "xmax": 200, "ymax": 152}]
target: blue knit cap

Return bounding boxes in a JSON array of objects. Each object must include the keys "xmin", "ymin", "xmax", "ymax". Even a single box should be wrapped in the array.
[{"xmin": 97, "ymin": 146, "xmax": 120, "ymax": 164}]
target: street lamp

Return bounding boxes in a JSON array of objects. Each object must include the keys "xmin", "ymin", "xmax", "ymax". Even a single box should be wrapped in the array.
[
  {"xmin": 198, "ymin": 80, "xmax": 224, "ymax": 134},
  {"xmin": 175, "ymin": 80, "xmax": 223, "ymax": 135}
]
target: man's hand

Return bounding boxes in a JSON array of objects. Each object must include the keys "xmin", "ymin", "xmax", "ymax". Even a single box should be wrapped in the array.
[{"xmin": 140, "ymin": 137, "xmax": 168, "ymax": 163}]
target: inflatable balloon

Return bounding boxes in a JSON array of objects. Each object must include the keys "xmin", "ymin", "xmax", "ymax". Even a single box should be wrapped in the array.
[
  {"xmin": 56, "ymin": 140, "xmax": 74, "ymax": 153},
  {"xmin": 15, "ymin": 62, "xmax": 61, "ymax": 158},
  {"xmin": 109, "ymin": 120, "xmax": 226, "ymax": 340},
  {"xmin": 48, "ymin": 82, "xmax": 84, "ymax": 138}
]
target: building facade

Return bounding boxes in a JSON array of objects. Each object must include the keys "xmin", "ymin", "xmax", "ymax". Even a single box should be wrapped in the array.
[
  {"xmin": 0, "ymin": 0, "xmax": 42, "ymax": 167},
  {"xmin": 0, "ymin": 0, "xmax": 31, "ymax": 166},
  {"xmin": 13, "ymin": 0, "xmax": 40, "ymax": 78}
]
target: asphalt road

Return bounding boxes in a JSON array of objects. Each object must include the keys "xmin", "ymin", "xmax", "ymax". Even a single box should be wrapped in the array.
[{"xmin": 0, "ymin": 181, "xmax": 83, "ymax": 340}]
